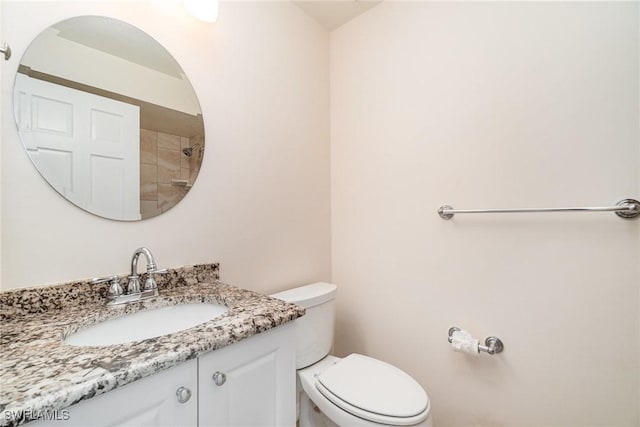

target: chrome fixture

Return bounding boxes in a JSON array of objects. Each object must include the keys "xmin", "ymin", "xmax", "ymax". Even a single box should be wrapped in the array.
[
  {"xmin": 212, "ymin": 371, "xmax": 227, "ymax": 386},
  {"xmin": 1, "ymin": 43, "xmax": 11, "ymax": 60},
  {"xmin": 91, "ymin": 275, "xmax": 124, "ymax": 300},
  {"xmin": 182, "ymin": 143, "xmax": 202, "ymax": 157},
  {"xmin": 438, "ymin": 198, "xmax": 640, "ymax": 220},
  {"xmin": 176, "ymin": 386, "xmax": 192, "ymax": 403},
  {"xmin": 128, "ymin": 247, "xmax": 167, "ymax": 293},
  {"xmin": 92, "ymin": 247, "xmax": 167, "ymax": 306},
  {"xmin": 448, "ymin": 327, "xmax": 504, "ymax": 355}
]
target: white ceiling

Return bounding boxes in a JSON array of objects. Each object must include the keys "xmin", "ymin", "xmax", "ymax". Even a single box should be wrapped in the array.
[{"xmin": 293, "ymin": 1, "xmax": 382, "ymax": 31}]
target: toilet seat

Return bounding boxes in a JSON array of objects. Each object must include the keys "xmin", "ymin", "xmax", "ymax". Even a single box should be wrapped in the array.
[{"xmin": 314, "ymin": 354, "xmax": 430, "ymax": 426}]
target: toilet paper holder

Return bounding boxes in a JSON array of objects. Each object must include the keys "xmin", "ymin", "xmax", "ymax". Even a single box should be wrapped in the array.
[{"xmin": 448, "ymin": 327, "xmax": 504, "ymax": 355}]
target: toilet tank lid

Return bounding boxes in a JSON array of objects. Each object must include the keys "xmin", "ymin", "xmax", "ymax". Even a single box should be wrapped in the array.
[{"xmin": 270, "ymin": 282, "xmax": 337, "ymax": 308}]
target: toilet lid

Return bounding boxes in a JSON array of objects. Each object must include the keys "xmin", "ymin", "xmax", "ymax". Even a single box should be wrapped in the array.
[{"xmin": 316, "ymin": 354, "xmax": 429, "ymax": 424}]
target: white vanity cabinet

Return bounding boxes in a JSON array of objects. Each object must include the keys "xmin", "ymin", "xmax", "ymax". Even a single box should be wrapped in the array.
[
  {"xmin": 32, "ymin": 359, "xmax": 198, "ymax": 427},
  {"xmin": 198, "ymin": 323, "xmax": 296, "ymax": 426},
  {"xmin": 32, "ymin": 324, "xmax": 295, "ymax": 427}
]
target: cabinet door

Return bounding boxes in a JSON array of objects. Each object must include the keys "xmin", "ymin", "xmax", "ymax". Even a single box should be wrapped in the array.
[
  {"xmin": 32, "ymin": 359, "xmax": 197, "ymax": 427},
  {"xmin": 198, "ymin": 323, "xmax": 296, "ymax": 427}
]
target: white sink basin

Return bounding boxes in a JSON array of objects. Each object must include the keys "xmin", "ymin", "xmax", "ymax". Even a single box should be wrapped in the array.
[{"xmin": 65, "ymin": 302, "xmax": 228, "ymax": 347}]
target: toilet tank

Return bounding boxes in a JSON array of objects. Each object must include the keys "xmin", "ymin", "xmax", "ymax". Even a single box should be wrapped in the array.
[{"xmin": 271, "ymin": 282, "xmax": 337, "ymax": 369}]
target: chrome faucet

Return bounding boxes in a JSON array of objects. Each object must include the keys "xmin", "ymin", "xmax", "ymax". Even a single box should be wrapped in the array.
[
  {"xmin": 128, "ymin": 247, "xmax": 161, "ymax": 293},
  {"xmin": 93, "ymin": 247, "xmax": 167, "ymax": 306}
]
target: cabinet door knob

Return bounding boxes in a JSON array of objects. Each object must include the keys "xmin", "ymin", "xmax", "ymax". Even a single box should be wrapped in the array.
[
  {"xmin": 212, "ymin": 371, "xmax": 227, "ymax": 386},
  {"xmin": 176, "ymin": 386, "xmax": 192, "ymax": 403}
]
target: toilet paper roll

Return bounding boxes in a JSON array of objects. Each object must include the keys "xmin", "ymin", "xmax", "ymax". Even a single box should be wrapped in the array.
[{"xmin": 451, "ymin": 329, "xmax": 479, "ymax": 355}]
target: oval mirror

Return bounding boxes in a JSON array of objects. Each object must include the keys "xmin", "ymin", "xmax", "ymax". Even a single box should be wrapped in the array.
[{"xmin": 13, "ymin": 16, "xmax": 205, "ymax": 221}]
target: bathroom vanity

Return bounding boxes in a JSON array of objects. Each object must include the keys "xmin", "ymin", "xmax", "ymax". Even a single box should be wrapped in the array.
[
  {"xmin": 3, "ymin": 14, "xmax": 304, "ymax": 427},
  {"xmin": 30, "ymin": 326, "xmax": 294, "ymax": 426},
  {"xmin": 0, "ymin": 263, "xmax": 303, "ymax": 426}
]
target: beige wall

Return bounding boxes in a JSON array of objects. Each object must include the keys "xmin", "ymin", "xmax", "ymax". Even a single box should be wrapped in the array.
[
  {"xmin": 331, "ymin": 2, "xmax": 639, "ymax": 426},
  {"xmin": 0, "ymin": 0, "xmax": 3, "ymax": 287},
  {"xmin": 0, "ymin": 0, "xmax": 331, "ymax": 293}
]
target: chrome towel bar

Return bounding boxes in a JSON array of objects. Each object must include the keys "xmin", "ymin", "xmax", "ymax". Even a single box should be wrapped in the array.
[{"xmin": 438, "ymin": 198, "xmax": 639, "ymax": 220}]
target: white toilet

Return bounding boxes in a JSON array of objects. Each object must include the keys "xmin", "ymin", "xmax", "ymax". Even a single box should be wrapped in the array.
[{"xmin": 271, "ymin": 282, "xmax": 432, "ymax": 427}]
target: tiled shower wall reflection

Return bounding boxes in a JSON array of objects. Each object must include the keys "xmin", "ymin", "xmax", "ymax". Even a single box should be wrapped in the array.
[{"xmin": 140, "ymin": 129, "xmax": 191, "ymax": 219}]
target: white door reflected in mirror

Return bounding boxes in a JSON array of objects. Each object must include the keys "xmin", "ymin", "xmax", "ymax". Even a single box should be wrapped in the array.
[{"xmin": 15, "ymin": 73, "xmax": 141, "ymax": 220}]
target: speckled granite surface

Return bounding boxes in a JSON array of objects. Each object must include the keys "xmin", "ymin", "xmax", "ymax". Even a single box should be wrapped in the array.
[
  {"xmin": 0, "ymin": 263, "xmax": 221, "ymax": 320},
  {"xmin": 0, "ymin": 264, "xmax": 304, "ymax": 426}
]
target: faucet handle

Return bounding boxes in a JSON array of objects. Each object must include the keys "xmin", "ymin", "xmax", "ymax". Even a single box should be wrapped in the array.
[
  {"xmin": 144, "ymin": 268, "xmax": 168, "ymax": 290},
  {"xmin": 92, "ymin": 275, "xmax": 114, "ymax": 284},
  {"xmin": 127, "ymin": 275, "xmax": 142, "ymax": 294},
  {"xmin": 92, "ymin": 275, "xmax": 124, "ymax": 298}
]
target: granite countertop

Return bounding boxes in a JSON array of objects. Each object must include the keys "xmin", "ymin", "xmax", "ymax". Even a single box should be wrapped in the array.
[{"xmin": 0, "ymin": 264, "xmax": 304, "ymax": 426}]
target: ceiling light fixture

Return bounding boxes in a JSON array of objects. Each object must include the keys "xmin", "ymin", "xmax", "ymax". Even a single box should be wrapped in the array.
[{"xmin": 183, "ymin": 0, "xmax": 219, "ymax": 23}]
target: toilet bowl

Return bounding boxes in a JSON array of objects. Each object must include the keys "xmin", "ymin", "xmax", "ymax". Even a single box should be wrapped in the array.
[{"xmin": 271, "ymin": 283, "xmax": 432, "ymax": 427}]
